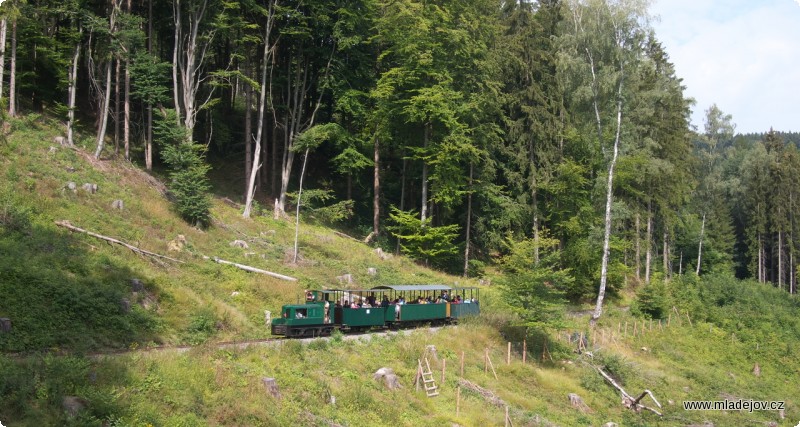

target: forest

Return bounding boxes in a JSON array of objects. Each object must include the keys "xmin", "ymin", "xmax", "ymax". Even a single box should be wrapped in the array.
[{"xmin": 2, "ymin": 0, "xmax": 800, "ymax": 313}]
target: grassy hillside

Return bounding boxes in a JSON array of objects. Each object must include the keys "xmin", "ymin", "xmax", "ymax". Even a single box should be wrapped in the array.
[{"xmin": 1, "ymin": 117, "xmax": 798, "ymax": 426}]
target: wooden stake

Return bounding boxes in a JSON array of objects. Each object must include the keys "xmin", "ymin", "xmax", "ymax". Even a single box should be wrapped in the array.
[
  {"xmin": 649, "ymin": 319, "xmax": 653, "ymax": 331},
  {"xmin": 505, "ymin": 406, "xmax": 509, "ymax": 427},
  {"xmin": 624, "ymin": 322, "xmax": 628, "ymax": 337},
  {"xmin": 523, "ymin": 340, "xmax": 527, "ymax": 364},
  {"xmin": 659, "ymin": 319, "xmax": 662, "ymax": 331},
  {"xmin": 633, "ymin": 322, "xmax": 637, "ymax": 337},
  {"xmin": 486, "ymin": 350, "xmax": 498, "ymax": 380},
  {"xmin": 668, "ymin": 313, "xmax": 671, "ymax": 326},
  {"xmin": 442, "ymin": 358, "xmax": 446, "ymax": 384},
  {"xmin": 460, "ymin": 351, "xmax": 465, "ymax": 377},
  {"xmin": 685, "ymin": 311, "xmax": 693, "ymax": 326},
  {"xmin": 507, "ymin": 342, "xmax": 511, "ymax": 365}
]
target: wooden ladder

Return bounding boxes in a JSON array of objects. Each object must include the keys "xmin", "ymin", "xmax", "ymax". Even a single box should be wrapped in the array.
[{"xmin": 418, "ymin": 358, "xmax": 439, "ymax": 397}]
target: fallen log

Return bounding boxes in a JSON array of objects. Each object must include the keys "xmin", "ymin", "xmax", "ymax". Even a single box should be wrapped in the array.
[
  {"xmin": 203, "ymin": 256, "xmax": 297, "ymax": 282},
  {"xmin": 55, "ymin": 220, "xmax": 184, "ymax": 265},
  {"xmin": 595, "ymin": 365, "xmax": 662, "ymax": 416}
]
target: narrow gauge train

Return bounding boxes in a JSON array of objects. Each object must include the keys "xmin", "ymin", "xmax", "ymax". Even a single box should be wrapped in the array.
[{"xmin": 270, "ymin": 284, "xmax": 479, "ymax": 338}]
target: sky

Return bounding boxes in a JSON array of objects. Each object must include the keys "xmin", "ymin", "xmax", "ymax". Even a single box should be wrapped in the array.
[{"xmin": 650, "ymin": 0, "xmax": 800, "ymax": 134}]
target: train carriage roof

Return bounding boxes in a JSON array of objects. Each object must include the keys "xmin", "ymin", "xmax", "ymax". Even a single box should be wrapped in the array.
[{"xmin": 371, "ymin": 284, "xmax": 452, "ymax": 292}]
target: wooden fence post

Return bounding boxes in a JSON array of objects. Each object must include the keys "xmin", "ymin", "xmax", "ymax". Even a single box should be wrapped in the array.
[
  {"xmin": 507, "ymin": 342, "xmax": 511, "ymax": 365},
  {"xmin": 460, "ymin": 351, "xmax": 465, "ymax": 377},
  {"xmin": 523, "ymin": 340, "xmax": 527, "ymax": 364}
]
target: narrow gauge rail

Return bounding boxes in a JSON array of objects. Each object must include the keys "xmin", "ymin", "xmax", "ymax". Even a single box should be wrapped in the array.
[{"xmin": 270, "ymin": 285, "xmax": 480, "ymax": 338}]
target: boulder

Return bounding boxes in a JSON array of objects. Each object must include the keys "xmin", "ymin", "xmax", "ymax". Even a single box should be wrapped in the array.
[
  {"xmin": 111, "ymin": 199, "xmax": 124, "ymax": 210},
  {"xmin": 167, "ymin": 235, "xmax": 186, "ymax": 252},
  {"xmin": 82, "ymin": 183, "xmax": 98, "ymax": 194},
  {"xmin": 261, "ymin": 377, "xmax": 281, "ymax": 398},
  {"xmin": 62, "ymin": 396, "xmax": 87, "ymax": 418},
  {"xmin": 373, "ymin": 367, "xmax": 402, "ymax": 391},
  {"xmin": 367, "ymin": 267, "xmax": 377, "ymax": 276},
  {"xmin": 336, "ymin": 274, "xmax": 353, "ymax": 284},
  {"xmin": 130, "ymin": 278, "xmax": 144, "ymax": 292},
  {"xmin": 66, "ymin": 182, "xmax": 77, "ymax": 192},
  {"xmin": 568, "ymin": 393, "xmax": 591, "ymax": 413}
]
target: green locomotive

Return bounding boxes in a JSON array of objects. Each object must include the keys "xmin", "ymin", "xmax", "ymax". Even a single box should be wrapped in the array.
[{"xmin": 270, "ymin": 285, "xmax": 479, "ymax": 338}]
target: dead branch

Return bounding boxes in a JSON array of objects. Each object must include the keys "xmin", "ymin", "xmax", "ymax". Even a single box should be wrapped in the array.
[
  {"xmin": 333, "ymin": 230, "xmax": 360, "ymax": 242},
  {"xmin": 457, "ymin": 378, "xmax": 507, "ymax": 408},
  {"xmin": 55, "ymin": 220, "xmax": 184, "ymax": 264},
  {"xmin": 203, "ymin": 256, "xmax": 297, "ymax": 281},
  {"xmin": 595, "ymin": 365, "xmax": 662, "ymax": 416}
]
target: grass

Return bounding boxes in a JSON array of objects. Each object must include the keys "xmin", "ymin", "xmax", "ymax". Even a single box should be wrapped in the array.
[{"xmin": 0, "ymin": 116, "xmax": 798, "ymax": 426}]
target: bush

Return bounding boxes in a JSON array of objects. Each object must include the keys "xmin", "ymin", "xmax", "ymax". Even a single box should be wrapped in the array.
[{"xmin": 632, "ymin": 280, "xmax": 671, "ymax": 319}]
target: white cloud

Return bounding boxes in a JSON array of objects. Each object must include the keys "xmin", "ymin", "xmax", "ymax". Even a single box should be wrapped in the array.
[{"xmin": 652, "ymin": 0, "xmax": 800, "ymax": 133}]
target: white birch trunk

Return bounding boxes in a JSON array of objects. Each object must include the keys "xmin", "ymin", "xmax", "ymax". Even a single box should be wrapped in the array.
[
  {"xmin": 0, "ymin": 19, "xmax": 7, "ymax": 105},
  {"xmin": 463, "ymin": 163, "xmax": 474, "ymax": 277},
  {"xmin": 591, "ymin": 84, "xmax": 623, "ymax": 324},
  {"xmin": 67, "ymin": 29, "xmax": 82, "ymax": 146},
  {"xmin": 645, "ymin": 210, "xmax": 652, "ymax": 284},
  {"xmin": 696, "ymin": 213, "xmax": 705, "ymax": 276},
  {"xmin": 8, "ymin": 19, "xmax": 16, "ymax": 117},
  {"xmin": 293, "ymin": 147, "xmax": 311, "ymax": 263},
  {"xmin": 635, "ymin": 212, "xmax": 640, "ymax": 281},
  {"xmin": 93, "ymin": 60, "xmax": 113, "ymax": 159}
]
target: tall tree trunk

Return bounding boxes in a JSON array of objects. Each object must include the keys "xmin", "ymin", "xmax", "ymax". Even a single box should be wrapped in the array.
[
  {"xmin": 244, "ymin": 82, "xmax": 252, "ymax": 197},
  {"xmin": 0, "ymin": 19, "xmax": 7, "ymax": 105},
  {"xmin": 531, "ymin": 169, "xmax": 540, "ymax": 263},
  {"xmin": 591, "ymin": 80, "xmax": 623, "ymax": 324},
  {"xmin": 124, "ymin": 57, "xmax": 131, "ymax": 160},
  {"xmin": 463, "ymin": 163, "xmax": 474, "ymax": 277},
  {"xmin": 114, "ymin": 58, "xmax": 121, "ymax": 155},
  {"xmin": 397, "ymin": 156, "xmax": 406, "ymax": 254},
  {"xmin": 663, "ymin": 231, "xmax": 669, "ymax": 278},
  {"xmin": 293, "ymin": 147, "xmax": 311, "ymax": 263},
  {"xmin": 172, "ymin": 0, "xmax": 182, "ymax": 125},
  {"xmin": 696, "ymin": 213, "xmax": 705, "ymax": 275},
  {"xmin": 8, "ymin": 19, "xmax": 16, "ymax": 117},
  {"xmin": 373, "ymin": 136, "xmax": 380, "ymax": 237},
  {"xmin": 645, "ymin": 206, "xmax": 652, "ymax": 284},
  {"xmin": 635, "ymin": 212, "xmax": 640, "ymax": 281},
  {"xmin": 243, "ymin": 5, "xmax": 276, "ymax": 218},
  {"xmin": 420, "ymin": 123, "xmax": 430, "ymax": 223},
  {"xmin": 778, "ymin": 230, "xmax": 784, "ymax": 290},
  {"xmin": 145, "ymin": 0, "xmax": 154, "ymax": 170},
  {"xmin": 66, "ymin": 29, "xmax": 82, "ymax": 146},
  {"xmin": 93, "ymin": 60, "xmax": 114, "ymax": 159},
  {"xmin": 67, "ymin": 29, "xmax": 82, "ymax": 146}
]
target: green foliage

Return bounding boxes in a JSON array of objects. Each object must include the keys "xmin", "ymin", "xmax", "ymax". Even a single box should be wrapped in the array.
[
  {"xmin": 183, "ymin": 309, "xmax": 217, "ymax": 345},
  {"xmin": 632, "ymin": 279, "xmax": 672, "ymax": 319},
  {"xmin": 499, "ymin": 233, "xmax": 569, "ymax": 329},
  {"xmin": 156, "ymin": 111, "xmax": 212, "ymax": 227},
  {"xmin": 387, "ymin": 207, "xmax": 460, "ymax": 270},
  {"xmin": 287, "ymin": 188, "xmax": 354, "ymax": 224}
]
